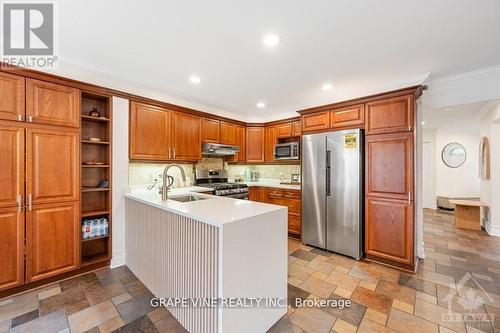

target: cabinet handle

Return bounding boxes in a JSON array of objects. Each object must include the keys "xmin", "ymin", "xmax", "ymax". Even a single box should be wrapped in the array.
[
  {"xmin": 28, "ymin": 116, "xmax": 32, "ymax": 122},
  {"xmin": 18, "ymin": 114, "xmax": 22, "ymax": 121},
  {"xmin": 17, "ymin": 195, "xmax": 22, "ymax": 212},
  {"xmin": 408, "ymin": 192, "xmax": 411, "ymax": 205},
  {"xmin": 173, "ymin": 148, "xmax": 176, "ymax": 159},
  {"xmin": 168, "ymin": 148, "xmax": 171, "ymax": 159},
  {"xmin": 28, "ymin": 194, "xmax": 32, "ymax": 210}
]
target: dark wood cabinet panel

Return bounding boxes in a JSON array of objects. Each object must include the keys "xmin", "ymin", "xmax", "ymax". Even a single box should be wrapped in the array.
[
  {"xmin": 292, "ymin": 121, "xmax": 301, "ymax": 136},
  {"xmin": 26, "ymin": 202, "xmax": 79, "ymax": 282},
  {"xmin": 276, "ymin": 123, "xmax": 292, "ymax": 138},
  {"xmin": 265, "ymin": 125, "xmax": 276, "ymax": 162},
  {"xmin": 0, "ymin": 207, "xmax": 24, "ymax": 291},
  {"xmin": 171, "ymin": 111, "xmax": 201, "ymax": 161},
  {"xmin": 288, "ymin": 215, "xmax": 301, "ymax": 236},
  {"xmin": 366, "ymin": 132, "xmax": 413, "ymax": 201},
  {"xmin": 366, "ymin": 95, "xmax": 414, "ymax": 134},
  {"xmin": 0, "ymin": 72, "xmax": 25, "ymax": 122},
  {"xmin": 129, "ymin": 102, "xmax": 170, "ymax": 161},
  {"xmin": 27, "ymin": 127, "xmax": 79, "ymax": 205},
  {"xmin": 0, "ymin": 123, "xmax": 24, "ymax": 209},
  {"xmin": 301, "ymin": 111, "xmax": 329, "ymax": 132},
  {"xmin": 220, "ymin": 121, "xmax": 236, "ymax": 145},
  {"xmin": 246, "ymin": 127, "xmax": 265, "ymax": 163},
  {"xmin": 202, "ymin": 118, "xmax": 219, "ymax": 143},
  {"xmin": 234, "ymin": 125, "xmax": 246, "ymax": 162},
  {"xmin": 26, "ymin": 79, "xmax": 80, "ymax": 128},
  {"xmin": 258, "ymin": 187, "xmax": 269, "ymax": 203},
  {"xmin": 366, "ymin": 197, "xmax": 414, "ymax": 267},
  {"xmin": 330, "ymin": 104, "xmax": 365, "ymax": 129},
  {"xmin": 248, "ymin": 187, "xmax": 259, "ymax": 201}
]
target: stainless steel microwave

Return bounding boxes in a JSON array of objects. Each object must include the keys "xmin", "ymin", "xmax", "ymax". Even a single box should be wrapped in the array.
[{"xmin": 274, "ymin": 142, "xmax": 299, "ymax": 160}]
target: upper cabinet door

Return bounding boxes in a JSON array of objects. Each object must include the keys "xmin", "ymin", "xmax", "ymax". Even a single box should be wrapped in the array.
[
  {"xmin": 292, "ymin": 121, "xmax": 301, "ymax": 136},
  {"xmin": 171, "ymin": 112, "xmax": 201, "ymax": 161},
  {"xmin": 26, "ymin": 127, "xmax": 79, "ymax": 205},
  {"xmin": 202, "ymin": 118, "xmax": 220, "ymax": 143},
  {"xmin": 276, "ymin": 122, "xmax": 292, "ymax": 138},
  {"xmin": 366, "ymin": 132, "xmax": 414, "ymax": 201},
  {"xmin": 235, "ymin": 125, "xmax": 246, "ymax": 162},
  {"xmin": 265, "ymin": 125, "xmax": 276, "ymax": 162},
  {"xmin": 129, "ymin": 102, "xmax": 170, "ymax": 161},
  {"xmin": 0, "ymin": 72, "xmax": 25, "ymax": 122},
  {"xmin": 246, "ymin": 127, "xmax": 264, "ymax": 163},
  {"xmin": 330, "ymin": 104, "xmax": 365, "ymax": 129},
  {"xmin": 26, "ymin": 79, "xmax": 80, "ymax": 128},
  {"xmin": 0, "ymin": 207, "xmax": 24, "ymax": 291},
  {"xmin": 301, "ymin": 111, "xmax": 330, "ymax": 133},
  {"xmin": 366, "ymin": 95, "xmax": 414, "ymax": 135},
  {"xmin": 220, "ymin": 121, "xmax": 236, "ymax": 145},
  {"xmin": 26, "ymin": 201, "xmax": 79, "ymax": 282},
  {"xmin": 0, "ymin": 122, "xmax": 24, "ymax": 209}
]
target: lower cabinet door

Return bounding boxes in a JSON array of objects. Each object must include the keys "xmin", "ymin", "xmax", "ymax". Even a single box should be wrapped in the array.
[
  {"xmin": 288, "ymin": 214, "xmax": 301, "ymax": 236},
  {"xmin": 248, "ymin": 187, "xmax": 259, "ymax": 201},
  {"xmin": 365, "ymin": 197, "xmax": 414, "ymax": 268},
  {"xmin": 26, "ymin": 201, "xmax": 79, "ymax": 282},
  {"xmin": 0, "ymin": 207, "xmax": 24, "ymax": 291}
]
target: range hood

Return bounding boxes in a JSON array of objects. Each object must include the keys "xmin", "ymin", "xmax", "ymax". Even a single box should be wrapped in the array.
[{"xmin": 202, "ymin": 142, "xmax": 240, "ymax": 156}]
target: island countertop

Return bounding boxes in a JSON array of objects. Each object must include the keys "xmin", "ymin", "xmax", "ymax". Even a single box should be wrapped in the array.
[{"xmin": 124, "ymin": 189, "xmax": 286, "ymax": 227}]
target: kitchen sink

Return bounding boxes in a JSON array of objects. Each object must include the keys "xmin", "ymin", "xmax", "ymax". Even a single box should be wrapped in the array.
[{"xmin": 168, "ymin": 195, "xmax": 208, "ymax": 203}]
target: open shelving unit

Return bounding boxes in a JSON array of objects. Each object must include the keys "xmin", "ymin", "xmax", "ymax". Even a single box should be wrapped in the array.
[{"xmin": 80, "ymin": 92, "xmax": 112, "ymax": 267}]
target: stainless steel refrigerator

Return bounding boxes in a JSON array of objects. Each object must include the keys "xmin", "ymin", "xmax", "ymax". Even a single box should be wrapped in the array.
[{"xmin": 301, "ymin": 129, "xmax": 363, "ymax": 260}]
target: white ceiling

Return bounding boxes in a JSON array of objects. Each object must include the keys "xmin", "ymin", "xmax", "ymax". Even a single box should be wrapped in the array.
[
  {"xmin": 52, "ymin": 0, "xmax": 500, "ymax": 121},
  {"xmin": 422, "ymin": 101, "xmax": 492, "ymax": 131}
]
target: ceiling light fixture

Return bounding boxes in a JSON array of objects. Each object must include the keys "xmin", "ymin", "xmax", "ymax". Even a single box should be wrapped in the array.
[
  {"xmin": 421, "ymin": 121, "xmax": 426, "ymax": 125},
  {"xmin": 189, "ymin": 75, "xmax": 201, "ymax": 84},
  {"xmin": 263, "ymin": 33, "xmax": 281, "ymax": 47},
  {"xmin": 321, "ymin": 83, "xmax": 333, "ymax": 91},
  {"xmin": 257, "ymin": 102, "xmax": 266, "ymax": 109}
]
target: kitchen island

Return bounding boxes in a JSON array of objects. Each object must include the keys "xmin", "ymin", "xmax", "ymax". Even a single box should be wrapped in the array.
[{"xmin": 124, "ymin": 190, "xmax": 288, "ymax": 333}]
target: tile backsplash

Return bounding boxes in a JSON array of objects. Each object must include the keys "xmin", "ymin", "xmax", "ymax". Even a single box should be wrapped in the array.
[{"xmin": 129, "ymin": 157, "xmax": 300, "ymax": 189}]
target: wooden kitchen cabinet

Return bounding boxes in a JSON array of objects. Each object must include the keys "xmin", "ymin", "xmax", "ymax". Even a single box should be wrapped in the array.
[
  {"xmin": 26, "ymin": 201, "xmax": 79, "ymax": 282},
  {"xmin": 248, "ymin": 187, "xmax": 259, "ymax": 201},
  {"xmin": 171, "ymin": 111, "xmax": 202, "ymax": 161},
  {"xmin": 301, "ymin": 111, "xmax": 329, "ymax": 133},
  {"xmin": 265, "ymin": 125, "xmax": 277, "ymax": 162},
  {"xmin": 292, "ymin": 121, "xmax": 301, "ymax": 136},
  {"xmin": 246, "ymin": 127, "xmax": 265, "ymax": 162},
  {"xmin": 129, "ymin": 102, "xmax": 171, "ymax": 161},
  {"xmin": 276, "ymin": 122, "xmax": 292, "ymax": 138},
  {"xmin": 26, "ymin": 127, "xmax": 80, "ymax": 205},
  {"xmin": 365, "ymin": 197, "xmax": 414, "ymax": 268},
  {"xmin": 0, "ymin": 207, "xmax": 24, "ymax": 291},
  {"xmin": 0, "ymin": 122, "xmax": 24, "ymax": 209},
  {"xmin": 330, "ymin": 104, "xmax": 365, "ymax": 129},
  {"xmin": 0, "ymin": 72, "xmax": 25, "ymax": 122},
  {"xmin": 26, "ymin": 79, "xmax": 80, "ymax": 128},
  {"xmin": 258, "ymin": 187, "xmax": 269, "ymax": 203},
  {"xmin": 366, "ymin": 95, "xmax": 414, "ymax": 135},
  {"xmin": 366, "ymin": 132, "xmax": 414, "ymax": 201},
  {"xmin": 231, "ymin": 125, "xmax": 246, "ymax": 162},
  {"xmin": 220, "ymin": 121, "xmax": 236, "ymax": 145},
  {"xmin": 202, "ymin": 118, "xmax": 220, "ymax": 143}
]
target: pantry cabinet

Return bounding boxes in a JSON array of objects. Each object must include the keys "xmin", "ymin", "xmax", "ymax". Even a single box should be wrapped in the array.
[
  {"xmin": 26, "ymin": 201, "xmax": 79, "ymax": 282},
  {"xmin": 0, "ymin": 207, "xmax": 24, "ymax": 291},
  {"xmin": 0, "ymin": 72, "xmax": 25, "ymax": 122},
  {"xmin": 366, "ymin": 95, "xmax": 414, "ymax": 135},
  {"xmin": 0, "ymin": 123, "xmax": 24, "ymax": 209},
  {"xmin": 26, "ymin": 79, "xmax": 80, "ymax": 128}
]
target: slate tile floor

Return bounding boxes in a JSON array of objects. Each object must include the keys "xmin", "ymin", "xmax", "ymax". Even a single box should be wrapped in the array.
[{"xmin": 1, "ymin": 209, "xmax": 499, "ymax": 332}]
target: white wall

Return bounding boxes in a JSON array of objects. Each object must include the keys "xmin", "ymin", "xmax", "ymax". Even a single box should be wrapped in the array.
[
  {"xmin": 422, "ymin": 130, "xmax": 436, "ymax": 209},
  {"xmin": 111, "ymin": 97, "xmax": 129, "ymax": 268},
  {"xmin": 434, "ymin": 129, "xmax": 480, "ymax": 198},
  {"xmin": 480, "ymin": 102, "xmax": 500, "ymax": 235}
]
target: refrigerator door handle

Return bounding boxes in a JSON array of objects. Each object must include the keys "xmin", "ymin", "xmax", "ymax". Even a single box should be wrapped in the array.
[{"xmin": 326, "ymin": 150, "xmax": 331, "ymax": 196}]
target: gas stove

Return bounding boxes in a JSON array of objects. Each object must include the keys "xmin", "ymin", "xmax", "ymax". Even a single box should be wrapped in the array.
[{"xmin": 195, "ymin": 170, "xmax": 249, "ymax": 199}]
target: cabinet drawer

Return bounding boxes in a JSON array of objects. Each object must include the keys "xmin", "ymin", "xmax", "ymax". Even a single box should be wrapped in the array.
[
  {"xmin": 268, "ymin": 196, "xmax": 300, "ymax": 215},
  {"xmin": 288, "ymin": 215, "xmax": 301, "ymax": 235},
  {"xmin": 268, "ymin": 188, "xmax": 283, "ymax": 197},
  {"xmin": 283, "ymin": 190, "xmax": 300, "ymax": 199}
]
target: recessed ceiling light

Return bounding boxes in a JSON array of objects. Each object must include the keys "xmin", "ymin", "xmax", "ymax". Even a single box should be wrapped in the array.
[
  {"xmin": 321, "ymin": 83, "xmax": 333, "ymax": 91},
  {"xmin": 189, "ymin": 75, "xmax": 201, "ymax": 84},
  {"xmin": 263, "ymin": 33, "xmax": 280, "ymax": 47},
  {"xmin": 421, "ymin": 121, "xmax": 426, "ymax": 125},
  {"xmin": 445, "ymin": 107, "xmax": 452, "ymax": 111},
  {"xmin": 257, "ymin": 102, "xmax": 266, "ymax": 109}
]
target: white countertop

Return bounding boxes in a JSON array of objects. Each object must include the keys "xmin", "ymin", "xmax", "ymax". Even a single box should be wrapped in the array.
[
  {"xmin": 124, "ymin": 188, "xmax": 286, "ymax": 227},
  {"xmin": 239, "ymin": 179, "xmax": 301, "ymax": 190}
]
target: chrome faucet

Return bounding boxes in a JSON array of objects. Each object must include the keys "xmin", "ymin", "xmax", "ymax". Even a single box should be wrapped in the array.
[{"xmin": 161, "ymin": 164, "xmax": 186, "ymax": 200}]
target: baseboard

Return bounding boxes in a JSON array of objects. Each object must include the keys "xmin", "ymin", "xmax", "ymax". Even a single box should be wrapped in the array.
[
  {"xmin": 484, "ymin": 222, "xmax": 500, "ymax": 237},
  {"xmin": 111, "ymin": 250, "xmax": 126, "ymax": 268}
]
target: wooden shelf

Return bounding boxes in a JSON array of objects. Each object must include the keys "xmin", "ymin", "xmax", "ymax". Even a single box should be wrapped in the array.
[
  {"xmin": 82, "ymin": 210, "xmax": 109, "ymax": 217},
  {"xmin": 81, "ymin": 164, "xmax": 110, "ymax": 168},
  {"xmin": 81, "ymin": 187, "xmax": 110, "ymax": 193},
  {"xmin": 81, "ymin": 140, "xmax": 110, "ymax": 145},
  {"xmin": 81, "ymin": 253, "xmax": 110, "ymax": 267},
  {"xmin": 81, "ymin": 115, "xmax": 110, "ymax": 122},
  {"xmin": 82, "ymin": 234, "xmax": 109, "ymax": 243}
]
